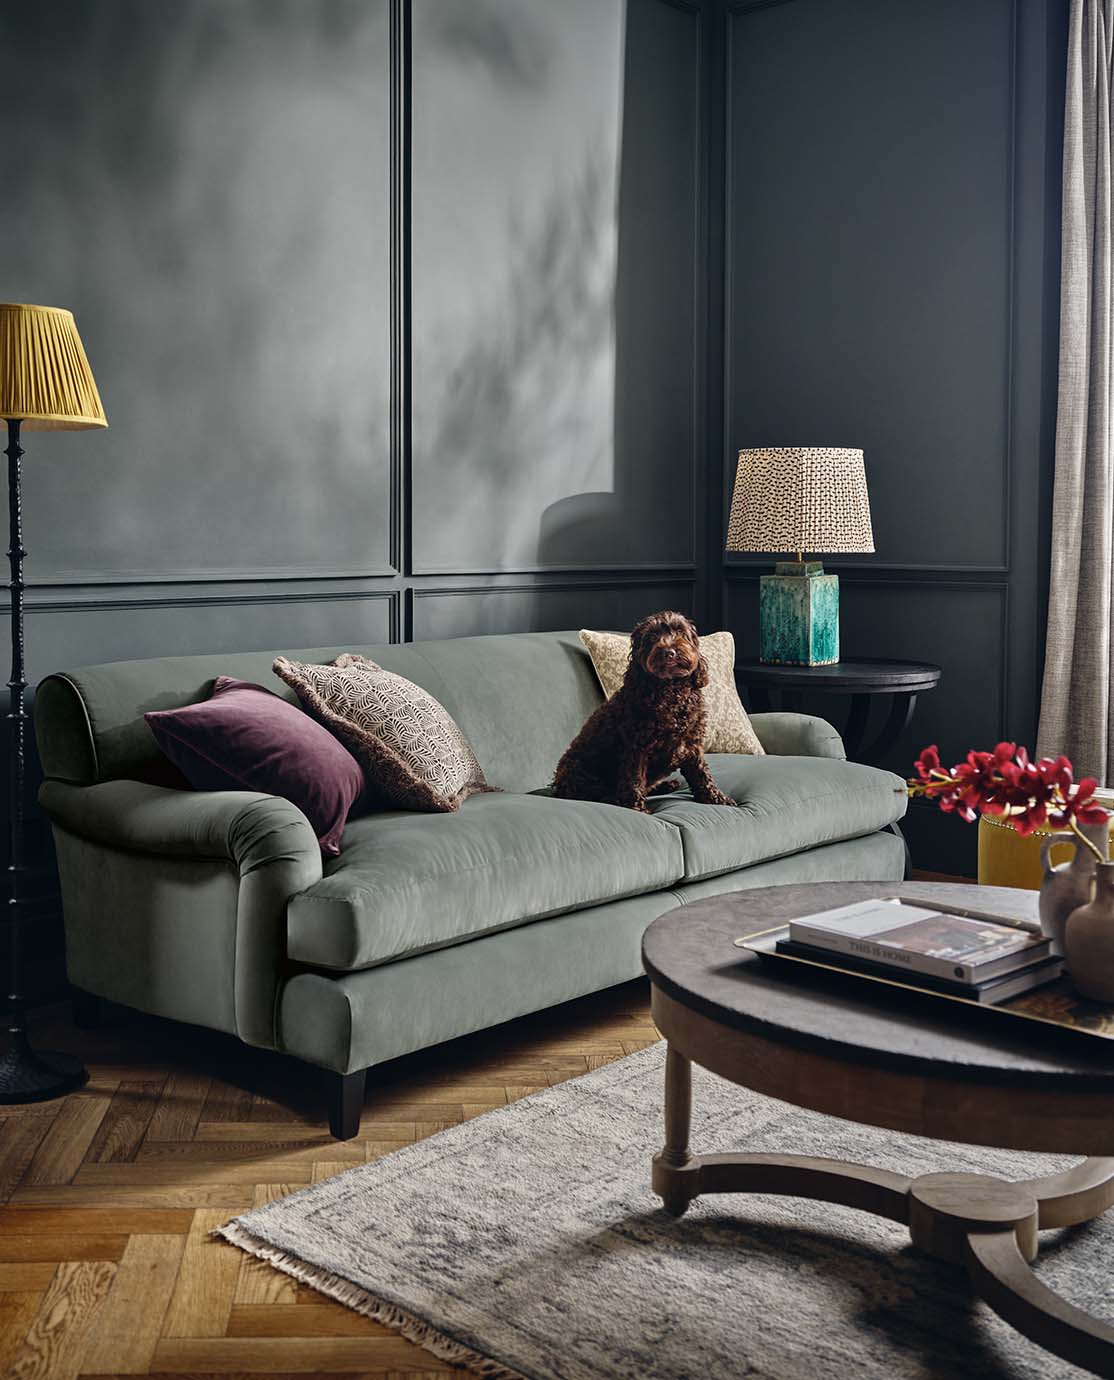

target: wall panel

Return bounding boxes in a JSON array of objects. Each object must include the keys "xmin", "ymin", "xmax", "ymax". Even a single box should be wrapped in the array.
[
  {"xmin": 1, "ymin": 0, "xmax": 393, "ymax": 582},
  {"xmin": 412, "ymin": 580, "xmax": 695, "ymax": 641},
  {"xmin": 725, "ymin": 0, "xmax": 1014, "ymax": 573},
  {"xmin": 22, "ymin": 589, "xmax": 397, "ymax": 684},
  {"xmin": 410, "ymin": 0, "xmax": 701, "ymax": 574}
]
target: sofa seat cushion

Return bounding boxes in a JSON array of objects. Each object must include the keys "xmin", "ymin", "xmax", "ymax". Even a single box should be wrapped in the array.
[
  {"xmin": 287, "ymin": 790, "xmax": 684, "ymax": 972},
  {"xmin": 647, "ymin": 753, "xmax": 908, "ymax": 882}
]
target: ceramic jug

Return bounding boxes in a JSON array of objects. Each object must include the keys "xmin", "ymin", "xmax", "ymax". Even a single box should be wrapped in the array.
[
  {"xmin": 1064, "ymin": 861, "xmax": 1114, "ymax": 1002},
  {"xmin": 1039, "ymin": 819, "xmax": 1109, "ymax": 956}
]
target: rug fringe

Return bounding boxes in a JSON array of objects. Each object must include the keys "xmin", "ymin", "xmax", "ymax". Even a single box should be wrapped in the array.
[{"xmin": 213, "ymin": 1219, "xmax": 530, "ymax": 1380}]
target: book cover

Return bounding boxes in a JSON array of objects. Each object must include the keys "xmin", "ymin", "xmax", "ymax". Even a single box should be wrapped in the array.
[{"xmin": 789, "ymin": 899, "xmax": 1050, "ymax": 983}]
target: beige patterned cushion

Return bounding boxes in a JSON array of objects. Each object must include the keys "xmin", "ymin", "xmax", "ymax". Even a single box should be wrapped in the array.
[
  {"xmin": 273, "ymin": 654, "xmax": 489, "ymax": 813},
  {"xmin": 578, "ymin": 629, "xmax": 765, "ymax": 756}
]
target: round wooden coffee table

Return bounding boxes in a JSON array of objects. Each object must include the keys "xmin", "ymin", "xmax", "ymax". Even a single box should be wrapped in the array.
[{"xmin": 642, "ymin": 881, "xmax": 1114, "ymax": 1377}]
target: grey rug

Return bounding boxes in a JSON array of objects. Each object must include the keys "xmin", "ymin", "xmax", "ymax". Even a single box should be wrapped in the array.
[{"xmin": 217, "ymin": 1043, "xmax": 1112, "ymax": 1380}]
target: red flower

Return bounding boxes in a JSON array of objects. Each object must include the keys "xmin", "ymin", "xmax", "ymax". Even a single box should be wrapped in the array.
[
  {"xmin": 907, "ymin": 743, "xmax": 1108, "ymax": 840},
  {"xmin": 1036, "ymin": 754, "xmax": 1075, "ymax": 797},
  {"xmin": 913, "ymin": 745, "xmax": 943, "ymax": 784},
  {"xmin": 1050, "ymin": 776, "xmax": 1109, "ymax": 828},
  {"xmin": 1005, "ymin": 798, "xmax": 1049, "ymax": 835}
]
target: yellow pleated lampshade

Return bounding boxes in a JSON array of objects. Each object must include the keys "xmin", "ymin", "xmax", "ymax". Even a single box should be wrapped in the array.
[{"xmin": 0, "ymin": 304, "xmax": 107, "ymax": 431}]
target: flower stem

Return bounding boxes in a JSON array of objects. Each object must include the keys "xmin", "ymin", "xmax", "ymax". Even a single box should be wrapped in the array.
[{"xmin": 1067, "ymin": 814, "xmax": 1107, "ymax": 864}]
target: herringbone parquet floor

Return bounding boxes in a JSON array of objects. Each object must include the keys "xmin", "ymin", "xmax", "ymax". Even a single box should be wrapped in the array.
[{"xmin": 0, "ymin": 979, "xmax": 660, "ymax": 1378}]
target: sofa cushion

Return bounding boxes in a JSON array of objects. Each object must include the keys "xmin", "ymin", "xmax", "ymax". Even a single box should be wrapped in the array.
[
  {"xmin": 647, "ymin": 753, "xmax": 908, "ymax": 881},
  {"xmin": 273, "ymin": 653, "xmax": 489, "ymax": 812},
  {"xmin": 144, "ymin": 677, "xmax": 364, "ymax": 857},
  {"xmin": 286, "ymin": 790, "xmax": 684, "ymax": 972}
]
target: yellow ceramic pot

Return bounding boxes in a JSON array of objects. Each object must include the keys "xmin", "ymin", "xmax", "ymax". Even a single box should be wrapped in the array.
[{"xmin": 977, "ymin": 811, "xmax": 1112, "ymax": 889}]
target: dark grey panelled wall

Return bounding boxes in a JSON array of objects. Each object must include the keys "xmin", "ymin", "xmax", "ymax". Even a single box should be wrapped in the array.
[
  {"xmin": 0, "ymin": 0, "xmax": 704, "ymax": 687},
  {"xmin": 716, "ymin": 0, "xmax": 1068, "ymax": 875}
]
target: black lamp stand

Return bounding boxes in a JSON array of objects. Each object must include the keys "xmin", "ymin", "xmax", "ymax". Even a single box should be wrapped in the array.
[{"xmin": 0, "ymin": 417, "xmax": 86, "ymax": 1102}]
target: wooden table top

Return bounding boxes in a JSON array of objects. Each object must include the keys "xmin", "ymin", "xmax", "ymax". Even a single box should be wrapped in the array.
[
  {"xmin": 642, "ymin": 881, "xmax": 1114, "ymax": 1094},
  {"xmin": 734, "ymin": 657, "xmax": 942, "ymax": 692}
]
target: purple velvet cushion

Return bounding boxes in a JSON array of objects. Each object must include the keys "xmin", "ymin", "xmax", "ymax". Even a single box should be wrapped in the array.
[{"xmin": 145, "ymin": 676, "xmax": 364, "ymax": 856}]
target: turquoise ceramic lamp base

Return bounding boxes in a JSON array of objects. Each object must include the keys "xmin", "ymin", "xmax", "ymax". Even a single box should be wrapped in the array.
[{"xmin": 759, "ymin": 560, "xmax": 839, "ymax": 666}]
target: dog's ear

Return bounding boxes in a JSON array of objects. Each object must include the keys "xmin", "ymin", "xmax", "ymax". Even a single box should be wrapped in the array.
[
  {"xmin": 628, "ymin": 613, "xmax": 658, "ymax": 671},
  {"xmin": 680, "ymin": 616, "xmax": 706, "ymax": 685}
]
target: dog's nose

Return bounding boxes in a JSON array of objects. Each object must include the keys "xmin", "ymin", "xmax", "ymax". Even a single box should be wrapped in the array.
[{"xmin": 664, "ymin": 647, "xmax": 677, "ymax": 661}]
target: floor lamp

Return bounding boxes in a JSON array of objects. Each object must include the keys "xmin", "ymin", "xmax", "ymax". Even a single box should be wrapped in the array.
[{"xmin": 0, "ymin": 304, "xmax": 106, "ymax": 1103}]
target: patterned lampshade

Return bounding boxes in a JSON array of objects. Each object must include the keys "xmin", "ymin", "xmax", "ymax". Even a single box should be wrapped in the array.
[
  {"xmin": 0, "ymin": 304, "xmax": 107, "ymax": 431},
  {"xmin": 726, "ymin": 447, "xmax": 873, "ymax": 556}
]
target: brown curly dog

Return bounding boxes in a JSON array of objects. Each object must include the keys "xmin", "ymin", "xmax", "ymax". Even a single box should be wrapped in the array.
[{"xmin": 554, "ymin": 611, "xmax": 737, "ymax": 813}]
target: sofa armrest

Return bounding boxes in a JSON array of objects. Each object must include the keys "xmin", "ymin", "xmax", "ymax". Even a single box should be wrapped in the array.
[
  {"xmin": 748, "ymin": 712, "xmax": 846, "ymax": 760},
  {"xmin": 40, "ymin": 778, "xmax": 323, "ymax": 876},
  {"xmin": 39, "ymin": 779, "xmax": 323, "ymax": 1048}
]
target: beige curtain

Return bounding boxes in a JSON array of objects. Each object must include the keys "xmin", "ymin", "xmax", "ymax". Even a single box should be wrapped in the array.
[{"xmin": 1038, "ymin": 0, "xmax": 1114, "ymax": 778}]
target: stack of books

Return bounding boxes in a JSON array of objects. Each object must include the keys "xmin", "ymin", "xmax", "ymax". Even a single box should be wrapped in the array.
[{"xmin": 778, "ymin": 898, "xmax": 1063, "ymax": 1004}]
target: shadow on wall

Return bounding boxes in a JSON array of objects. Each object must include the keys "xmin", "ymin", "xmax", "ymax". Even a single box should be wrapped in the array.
[
  {"xmin": 423, "ymin": 0, "xmax": 554, "ymax": 91},
  {"xmin": 416, "ymin": 0, "xmax": 688, "ymax": 629},
  {"xmin": 422, "ymin": 148, "xmax": 620, "ymax": 569},
  {"xmin": 538, "ymin": 0, "xmax": 695, "ymax": 628},
  {"xmin": 412, "ymin": 0, "xmax": 626, "ymax": 580}
]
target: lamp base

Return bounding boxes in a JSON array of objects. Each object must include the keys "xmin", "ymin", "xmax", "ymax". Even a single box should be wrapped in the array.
[
  {"xmin": 0, "ymin": 1033, "xmax": 88, "ymax": 1104},
  {"xmin": 760, "ymin": 562, "xmax": 839, "ymax": 666}
]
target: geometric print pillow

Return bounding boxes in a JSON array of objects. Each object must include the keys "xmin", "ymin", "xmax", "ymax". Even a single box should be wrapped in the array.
[
  {"xmin": 578, "ymin": 628, "xmax": 765, "ymax": 756},
  {"xmin": 273, "ymin": 653, "xmax": 490, "ymax": 813}
]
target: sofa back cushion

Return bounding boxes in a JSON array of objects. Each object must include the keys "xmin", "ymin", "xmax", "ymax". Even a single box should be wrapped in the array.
[{"xmin": 35, "ymin": 630, "xmax": 606, "ymax": 796}]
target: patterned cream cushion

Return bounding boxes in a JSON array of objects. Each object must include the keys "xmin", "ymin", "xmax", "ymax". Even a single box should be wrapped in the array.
[
  {"xmin": 578, "ymin": 629, "xmax": 765, "ymax": 756},
  {"xmin": 273, "ymin": 654, "xmax": 490, "ymax": 813}
]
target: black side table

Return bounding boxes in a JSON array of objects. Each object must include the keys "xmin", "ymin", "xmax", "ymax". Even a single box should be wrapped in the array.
[{"xmin": 734, "ymin": 657, "xmax": 942, "ymax": 765}]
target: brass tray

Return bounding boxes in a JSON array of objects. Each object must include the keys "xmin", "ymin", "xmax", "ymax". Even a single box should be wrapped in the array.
[{"xmin": 737, "ymin": 924, "xmax": 1114, "ymax": 1042}]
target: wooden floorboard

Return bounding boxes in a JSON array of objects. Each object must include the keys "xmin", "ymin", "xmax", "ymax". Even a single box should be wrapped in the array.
[{"xmin": 0, "ymin": 978, "xmax": 660, "ymax": 1377}]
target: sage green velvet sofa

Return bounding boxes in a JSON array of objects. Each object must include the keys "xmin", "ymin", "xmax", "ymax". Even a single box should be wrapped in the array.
[{"xmin": 34, "ymin": 629, "xmax": 909, "ymax": 1137}]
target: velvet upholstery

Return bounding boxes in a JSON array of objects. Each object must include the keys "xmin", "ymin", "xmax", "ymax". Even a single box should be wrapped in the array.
[
  {"xmin": 646, "ymin": 753, "xmax": 908, "ymax": 881},
  {"xmin": 41, "ymin": 779, "xmax": 322, "ymax": 1048},
  {"xmin": 747, "ymin": 711, "xmax": 847, "ymax": 760},
  {"xmin": 145, "ymin": 676, "xmax": 365, "ymax": 855},
  {"xmin": 52, "ymin": 826, "xmax": 241, "ymax": 1037},
  {"xmin": 278, "ymin": 831, "xmax": 906, "ymax": 1074},
  {"xmin": 287, "ymin": 791, "xmax": 684, "ymax": 972},
  {"xmin": 34, "ymin": 631, "xmax": 605, "ymax": 795}
]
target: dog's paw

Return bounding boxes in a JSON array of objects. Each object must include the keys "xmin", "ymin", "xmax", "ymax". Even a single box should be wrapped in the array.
[{"xmin": 698, "ymin": 790, "xmax": 737, "ymax": 807}]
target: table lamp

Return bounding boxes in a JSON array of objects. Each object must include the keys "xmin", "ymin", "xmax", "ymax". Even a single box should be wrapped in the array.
[
  {"xmin": 726, "ymin": 446, "xmax": 874, "ymax": 666},
  {"xmin": 0, "ymin": 304, "xmax": 106, "ymax": 1103}
]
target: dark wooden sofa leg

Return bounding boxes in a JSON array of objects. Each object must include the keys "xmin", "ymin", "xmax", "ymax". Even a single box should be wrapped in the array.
[{"xmin": 328, "ymin": 1069, "xmax": 366, "ymax": 1140}]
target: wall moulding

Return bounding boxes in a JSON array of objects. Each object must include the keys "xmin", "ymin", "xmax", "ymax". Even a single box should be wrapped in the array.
[{"xmin": 721, "ymin": 0, "xmax": 1017, "ymax": 577}]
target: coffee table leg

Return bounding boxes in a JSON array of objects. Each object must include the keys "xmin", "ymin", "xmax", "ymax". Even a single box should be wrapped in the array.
[
  {"xmin": 965, "ymin": 1230, "xmax": 1114, "ymax": 1377},
  {"xmin": 653, "ymin": 1044, "xmax": 699, "ymax": 1216}
]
